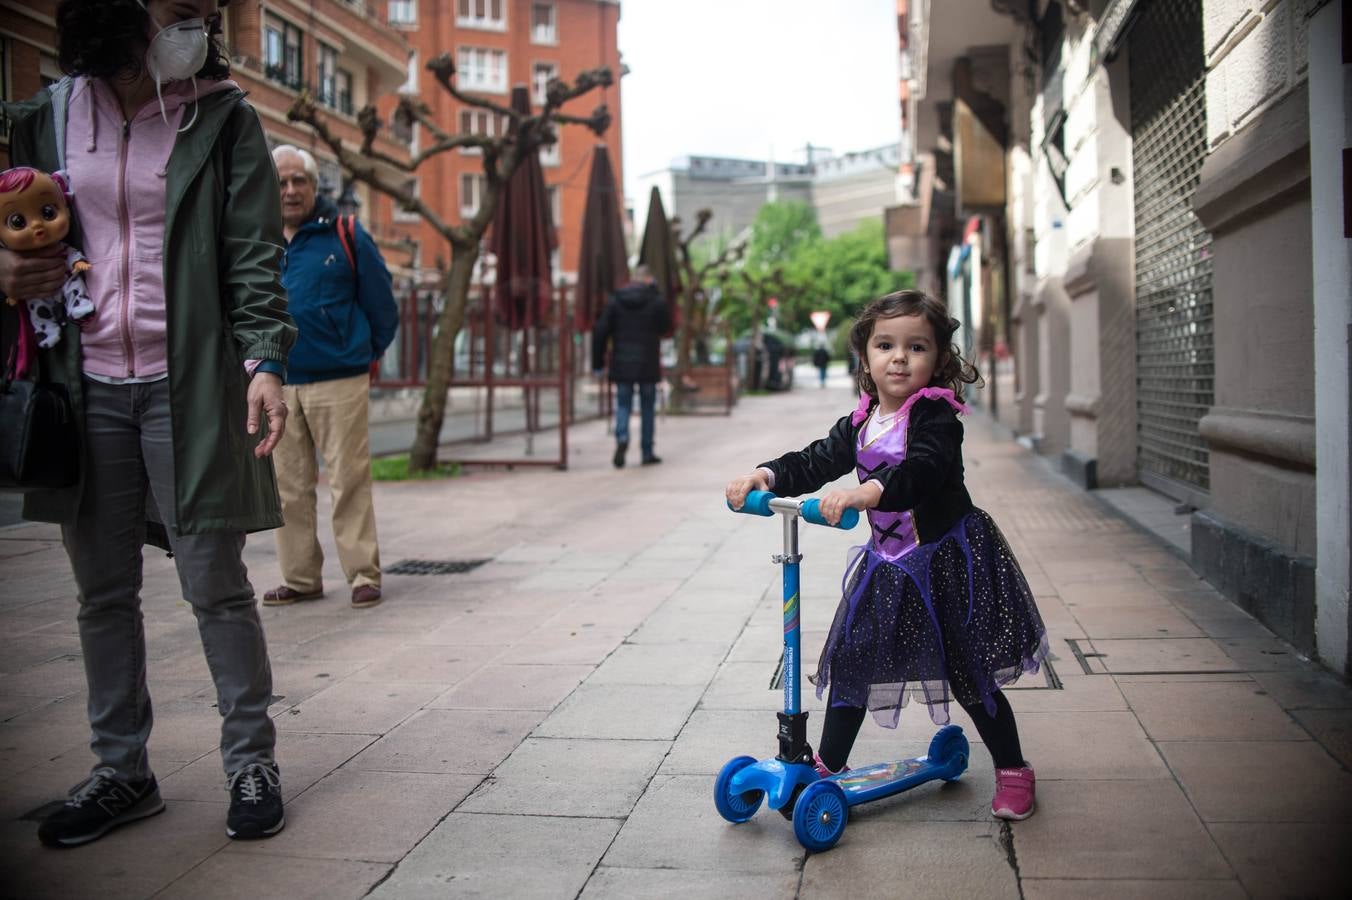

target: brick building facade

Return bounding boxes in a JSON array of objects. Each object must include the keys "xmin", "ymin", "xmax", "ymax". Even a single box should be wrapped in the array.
[
  {"xmin": 2, "ymin": 0, "xmax": 624, "ymax": 285},
  {"xmin": 381, "ymin": 0, "xmax": 623, "ymax": 283}
]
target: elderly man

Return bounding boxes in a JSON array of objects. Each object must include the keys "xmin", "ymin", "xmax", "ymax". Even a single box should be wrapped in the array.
[{"xmin": 264, "ymin": 146, "xmax": 398, "ymax": 609}]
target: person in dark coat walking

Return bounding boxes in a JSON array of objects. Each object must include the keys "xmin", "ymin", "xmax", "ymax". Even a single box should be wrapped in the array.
[
  {"xmin": 592, "ymin": 265, "xmax": 671, "ymax": 467},
  {"xmin": 813, "ymin": 344, "xmax": 831, "ymax": 387}
]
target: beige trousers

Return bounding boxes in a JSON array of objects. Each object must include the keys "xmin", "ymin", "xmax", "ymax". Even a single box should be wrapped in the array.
[{"xmin": 272, "ymin": 373, "xmax": 380, "ymax": 592}]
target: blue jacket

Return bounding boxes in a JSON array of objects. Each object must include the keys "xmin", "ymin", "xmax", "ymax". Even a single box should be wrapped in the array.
[{"xmin": 281, "ymin": 196, "xmax": 399, "ymax": 384}]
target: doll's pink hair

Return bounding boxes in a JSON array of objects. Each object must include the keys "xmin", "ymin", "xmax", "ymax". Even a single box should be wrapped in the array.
[
  {"xmin": 0, "ymin": 167, "xmax": 37, "ymax": 195},
  {"xmin": 0, "ymin": 167, "xmax": 72, "ymax": 200}
]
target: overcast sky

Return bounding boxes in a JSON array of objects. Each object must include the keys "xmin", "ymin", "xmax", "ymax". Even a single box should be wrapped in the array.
[{"xmin": 616, "ymin": 0, "xmax": 902, "ymax": 205}]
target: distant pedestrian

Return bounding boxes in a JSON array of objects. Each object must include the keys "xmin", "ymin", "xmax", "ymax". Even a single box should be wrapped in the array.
[
  {"xmin": 263, "ymin": 145, "xmax": 398, "ymax": 611},
  {"xmin": 812, "ymin": 344, "xmax": 830, "ymax": 388},
  {"xmin": 592, "ymin": 264, "xmax": 671, "ymax": 467},
  {"xmin": 725, "ymin": 290, "xmax": 1048, "ymax": 821}
]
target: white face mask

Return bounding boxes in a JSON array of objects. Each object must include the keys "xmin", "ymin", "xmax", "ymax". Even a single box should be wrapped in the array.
[{"xmin": 136, "ymin": 2, "xmax": 210, "ymax": 131}]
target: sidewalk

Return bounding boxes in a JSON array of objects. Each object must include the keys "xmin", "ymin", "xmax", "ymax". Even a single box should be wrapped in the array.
[{"xmin": 1, "ymin": 371, "xmax": 1349, "ymax": 899}]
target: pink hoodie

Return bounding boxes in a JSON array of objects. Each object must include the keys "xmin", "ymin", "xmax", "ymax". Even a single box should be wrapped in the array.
[{"xmin": 63, "ymin": 75, "xmax": 239, "ymax": 379}]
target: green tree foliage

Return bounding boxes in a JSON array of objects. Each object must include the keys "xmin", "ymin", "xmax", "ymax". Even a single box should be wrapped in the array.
[
  {"xmin": 786, "ymin": 219, "xmax": 915, "ymax": 331},
  {"xmin": 715, "ymin": 201, "xmax": 917, "ymax": 343}
]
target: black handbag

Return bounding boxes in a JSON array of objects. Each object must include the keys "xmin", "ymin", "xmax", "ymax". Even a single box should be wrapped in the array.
[{"xmin": 0, "ymin": 303, "xmax": 79, "ymax": 492}]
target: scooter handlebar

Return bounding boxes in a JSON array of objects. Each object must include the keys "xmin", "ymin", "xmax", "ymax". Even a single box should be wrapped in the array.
[{"xmin": 728, "ymin": 490, "xmax": 859, "ymax": 530}]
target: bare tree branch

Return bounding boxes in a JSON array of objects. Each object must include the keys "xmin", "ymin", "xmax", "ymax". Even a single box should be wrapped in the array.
[
  {"xmin": 286, "ymin": 92, "xmax": 457, "ymax": 243},
  {"xmin": 426, "ymin": 53, "xmax": 518, "ymax": 120}
]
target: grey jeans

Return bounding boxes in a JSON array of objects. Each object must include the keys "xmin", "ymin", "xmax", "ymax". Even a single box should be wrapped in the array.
[{"xmin": 62, "ymin": 379, "xmax": 276, "ymax": 781}]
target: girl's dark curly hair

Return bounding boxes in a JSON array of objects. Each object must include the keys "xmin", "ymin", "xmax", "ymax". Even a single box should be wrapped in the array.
[
  {"xmin": 57, "ymin": 0, "xmax": 232, "ymax": 82},
  {"xmin": 849, "ymin": 289, "xmax": 984, "ymax": 402}
]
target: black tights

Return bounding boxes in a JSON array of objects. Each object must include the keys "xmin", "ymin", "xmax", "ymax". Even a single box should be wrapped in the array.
[{"xmin": 817, "ymin": 690, "xmax": 1025, "ymax": 771}]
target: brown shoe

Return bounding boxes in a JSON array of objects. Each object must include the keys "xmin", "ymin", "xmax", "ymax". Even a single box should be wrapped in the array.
[
  {"xmin": 351, "ymin": 585, "xmax": 383, "ymax": 609},
  {"xmin": 262, "ymin": 585, "xmax": 324, "ymax": 606}
]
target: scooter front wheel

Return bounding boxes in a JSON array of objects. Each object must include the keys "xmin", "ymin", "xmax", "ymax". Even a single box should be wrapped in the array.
[
  {"xmin": 927, "ymin": 724, "xmax": 970, "ymax": 782},
  {"xmin": 793, "ymin": 780, "xmax": 849, "ymax": 852},
  {"xmin": 714, "ymin": 756, "xmax": 764, "ymax": 823}
]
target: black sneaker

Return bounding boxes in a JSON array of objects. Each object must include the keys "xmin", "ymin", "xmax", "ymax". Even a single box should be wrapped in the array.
[
  {"xmin": 641, "ymin": 454, "xmax": 663, "ymax": 465},
  {"xmin": 226, "ymin": 762, "xmax": 285, "ymax": 840},
  {"xmin": 613, "ymin": 441, "xmax": 628, "ymax": 468},
  {"xmin": 37, "ymin": 770, "xmax": 165, "ymax": 848}
]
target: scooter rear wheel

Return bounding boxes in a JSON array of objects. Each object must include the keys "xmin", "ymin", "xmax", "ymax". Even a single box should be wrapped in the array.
[
  {"xmin": 714, "ymin": 756, "xmax": 764, "ymax": 823},
  {"xmin": 793, "ymin": 780, "xmax": 848, "ymax": 852}
]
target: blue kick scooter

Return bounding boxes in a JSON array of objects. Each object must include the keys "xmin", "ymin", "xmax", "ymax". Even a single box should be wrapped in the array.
[{"xmin": 717, "ymin": 490, "xmax": 970, "ymax": 852}]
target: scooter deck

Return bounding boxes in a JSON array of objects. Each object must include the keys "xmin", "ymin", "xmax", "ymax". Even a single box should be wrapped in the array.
[{"xmin": 825, "ymin": 756, "xmax": 953, "ymax": 807}]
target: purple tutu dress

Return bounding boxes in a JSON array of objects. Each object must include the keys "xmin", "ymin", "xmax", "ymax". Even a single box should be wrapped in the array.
[{"xmin": 812, "ymin": 389, "xmax": 1048, "ymax": 727}]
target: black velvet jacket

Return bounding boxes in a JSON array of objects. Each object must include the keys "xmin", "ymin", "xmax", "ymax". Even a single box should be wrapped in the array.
[{"xmin": 760, "ymin": 397, "xmax": 975, "ymax": 545}]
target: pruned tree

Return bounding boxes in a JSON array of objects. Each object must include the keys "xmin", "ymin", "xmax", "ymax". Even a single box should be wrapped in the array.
[
  {"xmin": 669, "ymin": 209, "xmax": 744, "ymax": 405},
  {"xmin": 288, "ymin": 54, "xmax": 612, "ymax": 472}
]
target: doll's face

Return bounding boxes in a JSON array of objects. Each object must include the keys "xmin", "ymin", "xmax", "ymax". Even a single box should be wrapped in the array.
[{"xmin": 0, "ymin": 175, "xmax": 71, "ymax": 252}]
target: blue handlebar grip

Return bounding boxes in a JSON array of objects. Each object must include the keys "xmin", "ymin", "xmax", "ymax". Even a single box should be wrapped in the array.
[
  {"xmin": 729, "ymin": 489, "xmax": 775, "ymax": 516},
  {"xmin": 801, "ymin": 499, "xmax": 860, "ymax": 530}
]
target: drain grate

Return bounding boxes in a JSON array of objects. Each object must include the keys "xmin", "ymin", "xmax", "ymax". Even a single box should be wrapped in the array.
[{"xmin": 386, "ymin": 558, "xmax": 492, "ymax": 576}]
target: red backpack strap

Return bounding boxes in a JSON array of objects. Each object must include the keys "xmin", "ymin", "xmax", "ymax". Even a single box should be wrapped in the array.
[{"xmin": 335, "ymin": 215, "xmax": 357, "ymax": 274}]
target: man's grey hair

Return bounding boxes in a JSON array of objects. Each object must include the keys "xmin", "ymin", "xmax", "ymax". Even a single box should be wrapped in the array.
[
  {"xmin": 633, "ymin": 263, "xmax": 653, "ymax": 281},
  {"xmin": 271, "ymin": 144, "xmax": 319, "ymax": 183}
]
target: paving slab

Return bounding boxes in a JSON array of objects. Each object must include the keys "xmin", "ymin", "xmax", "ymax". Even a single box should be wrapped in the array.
[
  {"xmin": 601, "ymin": 773, "xmax": 805, "ymax": 873},
  {"xmin": 274, "ymin": 680, "xmax": 443, "ymax": 735},
  {"xmin": 161, "ymin": 730, "xmax": 377, "ymax": 802},
  {"xmin": 1013, "ymin": 779, "xmax": 1232, "ymax": 880},
  {"xmin": 370, "ymin": 813, "xmax": 621, "ymax": 899},
  {"xmin": 1207, "ymin": 822, "xmax": 1352, "ymax": 899},
  {"xmin": 346, "ymin": 708, "xmax": 541, "ymax": 775},
  {"xmin": 429, "ymin": 663, "xmax": 594, "ymax": 710},
  {"xmin": 579, "ymin": 866, "xmax": 800, "ymax": 899},
  {"xmin": 587, "ymin": 640, "xmax": 728, "ymax": 686},
  {"xmin": 229, "ymin": 768, "xmax": 480, "ymax": 863},
  {"xmin": 800, "ymin": 820, "xmax": 1018, "ymax": 900},
  {"xmin": 533, "ymin": 683, "xmax": 703, "ymax": 741},
  {"xmin": 156, "ymin": 850, "xmax": 390, "ymax": 900},
  {"xmin": 1119, "ymin": 679, "xmax": 1308, "ymax": 741},
  {"xmin": 1159, "ymin": 740, "xmax": 1352, "ymax": 822},
  {"xmin": 1022, "ymin": 878, "xmax": 1246, "ymax": 899},
  {"xmin": 459, "ymin": 736, "xmax": 668, "ymax": 817}
]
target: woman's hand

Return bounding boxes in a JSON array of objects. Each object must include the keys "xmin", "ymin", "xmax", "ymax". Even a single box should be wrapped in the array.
[
  {"xmin": 246, "ymin": 372, "xmax": 287, "ymax": 458},
  {"xmin": 725, "ymin": 470, "xmax": 771, "ymax": 510},
  {"xmin": 817, "ymin": 483, "xmax": 882, "ymax": 525},
  {"xmin": 0, "ymin": 245, "xmax": 67, "ymax": 299}
]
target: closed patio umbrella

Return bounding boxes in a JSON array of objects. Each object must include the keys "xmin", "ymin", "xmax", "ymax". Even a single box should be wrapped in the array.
[
  {"xmin": 574, "ymin": 144, "xmax": 629, "ymax": 332},
  {"xmin": 490, "ymin": 86, "xmax": 556, "ymax": 331},
  {"xmin": 638, "ymin": 185, "xmax": 680, "ymax": 337}
]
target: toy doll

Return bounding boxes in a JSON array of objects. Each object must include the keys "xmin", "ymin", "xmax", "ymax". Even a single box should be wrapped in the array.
[{"xmin": 0, "ymin": 167, "xmax": 93, "ymax": 348}]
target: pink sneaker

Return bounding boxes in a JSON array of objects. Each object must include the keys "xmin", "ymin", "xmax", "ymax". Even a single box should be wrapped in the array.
[
  {"xmin": 813, "ymin": 753, "xmax": 849, "ymax": 779},
  {"xmin": 991, "ymin": 764, "xmax": 1035, "ymax": 820}
]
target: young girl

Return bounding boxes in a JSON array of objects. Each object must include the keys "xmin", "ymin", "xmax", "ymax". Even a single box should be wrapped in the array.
[{"xmin": 725, "ymin": 290, "xmax": 1048, "ymax": 821}]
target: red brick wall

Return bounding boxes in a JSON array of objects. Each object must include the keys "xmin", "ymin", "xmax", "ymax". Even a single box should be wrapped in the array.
[{"xmin": 379, "ymin": 0, "xmax": 625, "ymax": 280}]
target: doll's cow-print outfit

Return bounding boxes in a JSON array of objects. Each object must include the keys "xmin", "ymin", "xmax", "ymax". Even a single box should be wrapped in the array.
[{"xmin": 26, "ymin": 244, "xmax": 93, "ymax": 348}]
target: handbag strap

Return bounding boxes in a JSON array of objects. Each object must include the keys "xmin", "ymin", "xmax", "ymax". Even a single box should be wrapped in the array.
[
  {"xmin": 1, "ymin": 302, "xmax": 18, "ymax": 389},
  {"xmin": 0, "ymin": 303, "xmax": 51, "ymax": 389}
]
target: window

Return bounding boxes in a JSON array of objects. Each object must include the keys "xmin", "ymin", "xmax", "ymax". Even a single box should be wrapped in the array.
[
  {"xmin": 547, "ymin": 184, "xmax": 561, "ymax": 228},
  {"xmin": 458, "ymin": 109, "xmax": 506, "ymax": 153},
  {"xmin": 457, "ymin": 47, "xmax": 507, "ymax": 93},
  {"xmin": 335, "ymin": 69, "xmax": 353, "ymax": 116},
  {"xmin": 460, "ymin": 173, "xmax": 486, "ymax": 217},
  {"xmin": 399, "ymin": 51, "xmax": 419, "ymax": 94},
  {"xmin": 388, "ymin": 0, "xmax": 417, "ymax": 25},
  {"xmin": 532, "ymin": 61, "xmax": 558, "ymax": 106},
  {"xmin": 316, "ymin": 43, "xmax": 346, "ymax": 112},
  {"xmin": 457, "ymin": 0, "xmax": 505, "ymax": 30},
  {"xmin": 394, "ymin": 178, "xmax": 420, "ymax": 222},
  {"xmin": 531, "ymin": 3, "xmax": 556, "ymax": 44},
  {"xmin": 539, "ymin": 141, "xmax": 560, "ymax": 168},
  {"xmin": 264, "ymin": 15, "xmax": 303, "ymax": 90}
]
